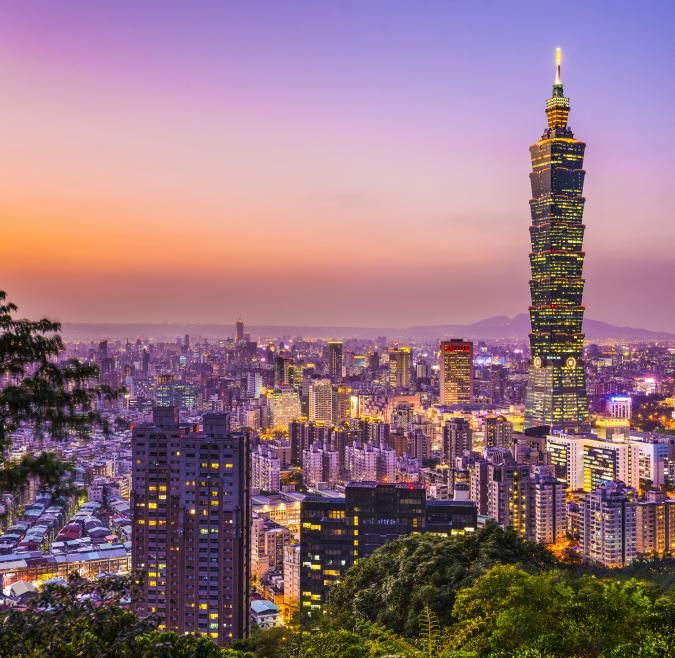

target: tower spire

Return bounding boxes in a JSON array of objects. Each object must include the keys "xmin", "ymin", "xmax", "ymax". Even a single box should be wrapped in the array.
[
  {"xmin": 546, "ymin": 47, "xmax": 570, "ymax": 129},
  {"xmin": 555, "ymin": 47, "xmax": 561, "ymax": 85}
]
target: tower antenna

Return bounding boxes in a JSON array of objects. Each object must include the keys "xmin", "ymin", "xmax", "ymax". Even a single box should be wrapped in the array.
[{"xmin": 555, "ymin": 47, "xmax": 562, "ymax": 85}]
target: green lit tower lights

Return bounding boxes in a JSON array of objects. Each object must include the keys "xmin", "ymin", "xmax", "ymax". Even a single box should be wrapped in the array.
[{"xmin": 525, "ymin": 49, "xmax": 589, "ymax": 432}]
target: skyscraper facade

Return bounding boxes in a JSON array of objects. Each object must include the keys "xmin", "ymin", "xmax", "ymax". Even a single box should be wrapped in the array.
[
  {"xmin": 300, "ymin": 482, "xmax": 477, "ymax": 613},
  {"xmin": 525, "ymin": 49, "xmax": 589, "ymax": 431},
  {"xmin": 132, "ymin": 408, "xmax": 250, "ymax": 645},
  {"xmin": 439, "ymin": 339, "xmax": 474, "ymax": 405},
  {"xmin": 327, "ymin": 341, "xmax": 343, "ymax": 380},
  {"xmin": 388, "ymin": 346, "xmax": 411, "ymax": 389}
]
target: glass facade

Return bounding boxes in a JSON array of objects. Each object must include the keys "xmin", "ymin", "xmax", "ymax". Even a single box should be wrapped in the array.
[{"xmin": 525, "ymin": 52, "xmax": 589, "ymax": 431}]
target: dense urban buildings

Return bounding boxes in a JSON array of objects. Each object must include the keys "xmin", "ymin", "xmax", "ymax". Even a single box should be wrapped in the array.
[
  {"xmin": 1, "ymin": 47, "xmax": 674, "ymax": 652},
  {"xmin": 525, "ymin": 49, "xmax": 589, "ymax": 432}
]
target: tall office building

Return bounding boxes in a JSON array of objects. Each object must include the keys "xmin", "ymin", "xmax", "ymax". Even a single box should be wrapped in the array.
[
  {"xmin": 235, "ymin": 319, "xmax": 245, "ymax": 342},
  {"xmin": 388, "ymin": 347, "xmax": 411, "ymax": 389},
  {"xmin": 274, "ymin": 355, "xmax": 293, "ymax": 387},
  {"xmin": 439, "ymin": 340, "xmax": 474, "ymax": 405},
  {"xmin": 132, "ymin": 408, "xmax": 250, "ymax": 645},
  {"xmin": 546, "ymin": 433, "xmax": 640, "ymax": 492},
  {"xmin": 300, "ymin": 483, "xmax": 477, "ymax": 613},
  {"xmin": 525, "ymin": 49, "xmax": 589, "ymax": 431},
  {"xmin": 327, "ymin": 341, "xmax": 344, "ymax": 380},
  {"xmin": 332, "ymin": 385, "xmax": 352, "ymax": 425},
  {"xmin": 268, "ymin": 387, "xmax": 301, "ymax": 429}
]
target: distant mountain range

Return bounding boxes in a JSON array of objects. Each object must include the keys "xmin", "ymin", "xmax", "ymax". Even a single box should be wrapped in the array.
[{"xmin": 61, "ymin": 314, "xmax": 674, "ymax": 342}]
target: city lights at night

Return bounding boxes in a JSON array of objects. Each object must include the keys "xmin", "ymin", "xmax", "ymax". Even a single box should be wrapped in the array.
[{"xmin": 0, "ymin": 2, "xmax": 673, "ymax": 656}]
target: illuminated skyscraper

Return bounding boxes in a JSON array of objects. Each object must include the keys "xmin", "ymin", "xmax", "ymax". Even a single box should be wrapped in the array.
[
  {"xmin": 525, "ymin": 49, "xmax": 589, "ymax": 431},
  {"xmin": 327, "ymin": 341, "xmax": 343, "ymax": 380},
  {"xmin": 439, "ymin": 339, "xmax": 473, "ymax": 405},
  {"xmin": 132, "ymin": 408, "xmax": 250, "ymax": 645},
  {"xmin": 388, "ymin": 347, "xmax": 411, "ymax": 389}
]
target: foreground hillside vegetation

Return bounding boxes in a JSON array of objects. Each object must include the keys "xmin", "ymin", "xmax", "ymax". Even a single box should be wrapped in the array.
[{"xmin": 4, "ymin": 527, "xmax": 674, "ymax": 657}]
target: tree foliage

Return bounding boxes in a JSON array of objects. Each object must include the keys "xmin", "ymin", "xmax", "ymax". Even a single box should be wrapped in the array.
[
  {"xmin": 327, "ymin": 524, "xmax": 556, "ymax": 635},
  {"xmin": 0, "ymin": 291, "xmax": 117, "ymax": 495},
  {"xmin": 449, "ymin": 565, "xmax": 675, "ymax": 657},
  {"xmin": 0, "ymin": 575, "xmax": 251, "ymax": 658}
]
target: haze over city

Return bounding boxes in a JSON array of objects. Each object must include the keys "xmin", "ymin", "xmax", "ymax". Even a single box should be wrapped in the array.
[{"xmin": 2, "ymin": 0, "xmax": 674, "ymax": 330}]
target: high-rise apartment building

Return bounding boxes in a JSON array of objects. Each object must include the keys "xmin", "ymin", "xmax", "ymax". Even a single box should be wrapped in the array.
[
  {"xmin": 132, "ymin": 408, "xmax": 250, "ymax": 645},
  {"xmin": 246, "ymin": 372, "xmax": 263, "ymax": 399},
  {"xmin": 468, "ymin": 449, "xmax": 566, "ymax": 544},
  {"xmin": 301, "ymin": 443, "xmax": 339, "ymax": 488},
  {"xmin": 580, "ymin": 481, "xmax": 637, "ymax": 567},
  {"xmin": 289, "ymin": 420, "xmax": 330, "ymax": 466},
  {"xmin": 442, "ymin": 418, "xmax": 473, "ymax": 468},
  {"xmin": 485, "ymin": 415, "xmax": 513, "ymax": 450},
  {"xmin": 439, "ymin": 340, "xmax": 474, "ymax": 405},
  {"xmin": 251, "ymin": 443, "xmax": 281, "ymax": 494},
  {"xmin": 282, "ymin": 543, "xmax": 301, "ymax": 611},
  {"xmin": 530, "ymin": 465, "xmax": 567, "ymax": 544},
  {"xmin": 635, "ymin": 491, "xmax": 675, "ymax": 557},
  {"xmin": 388, "ymin": 347, "xmax": 411, "ymax": 389},
  {"xmin": 525, "ymin": 49, "xmax": 589, "ymax": 431}
]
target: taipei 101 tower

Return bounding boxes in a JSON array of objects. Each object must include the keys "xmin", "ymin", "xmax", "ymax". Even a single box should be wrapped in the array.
[{"xmin": 525, "ymin": 49, "xmax": 589, "ymax": 432}]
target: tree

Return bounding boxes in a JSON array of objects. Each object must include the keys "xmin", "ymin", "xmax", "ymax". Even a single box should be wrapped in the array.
[
  {"xmin": 0, "ymin": 575, "xmax": 252, "ymax": 657},
  {"xmin": 0, "ymin": 291, "xmax": 116, "ymax": 497},
  {"xmin": 363, "ymin": 606, "xmax": 473, "ymax": 658},
  {"xmin": 327, "ymin": 524, "xmax": 556, "ymax": 636},
  {"xmin": 291, "ymin": 628, "xmax": 370, "ymax": 658},
  {"xmin": 448, "ymin": 565, "xmax": 675, "ymax": 657}
]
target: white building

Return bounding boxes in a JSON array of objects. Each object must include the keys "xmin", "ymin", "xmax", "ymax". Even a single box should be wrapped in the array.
[
  {"xmin": 346, "ymin": 442, "xmax": 378, "ymax": 482},
  {"xmin": 283, "ymin": 543, "xmax": 301, "ymax": 609},
  {"xmin": 546, "ymin": 433, "xmax": 640, "ymax": 492},
  {"xmin": 303, "ymin": 444, "xmax": 324, "ymax": 487},
  {"xmin": 308, "ymin": 379, "xmax": 333, "ymax": 424},
  {"xmin": 376, "ymin": 446, "xmax": 397, "ymax": 483},
  {"xmin": 252, "ymin": 444, "xmax": 281, "ymax": 493},
  {"xmin": 250, "ymin": 599, "xmax": 281, "ymax": 629},
  {"xmin": 580, "ymin": 481, "xmax": 637, "ymax": 567},
  {"xmin": 246, "ymin": 372, "xmax": 263, "ymax": 399},
  {"xmin": 530, "ymin": 465, "xmax": 567, "ymax": 544}
]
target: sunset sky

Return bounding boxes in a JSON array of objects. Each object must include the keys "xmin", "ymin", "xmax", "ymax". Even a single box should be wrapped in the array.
[{"xmin": 2, "ymin": 1, "xmax": 674, "ymax": 330}]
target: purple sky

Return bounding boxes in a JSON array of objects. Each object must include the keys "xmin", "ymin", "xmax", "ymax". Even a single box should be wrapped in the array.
[{"xmin": 1, "ymin": 1, "xmax": 674, "ymax": 330}]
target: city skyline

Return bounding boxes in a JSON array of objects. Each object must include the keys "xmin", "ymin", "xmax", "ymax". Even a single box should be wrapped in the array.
[{"xmin": 2, "ymin": 1, "xmax": 674, "ymax": 331}]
